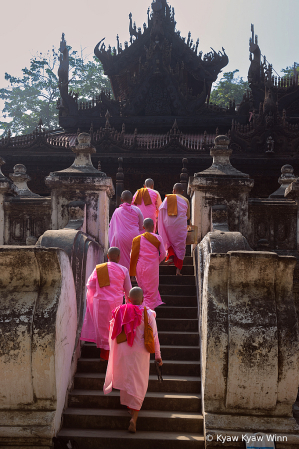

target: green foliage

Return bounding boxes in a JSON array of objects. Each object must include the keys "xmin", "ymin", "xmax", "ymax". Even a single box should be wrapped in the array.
[
  {"xmin": 0, "ymin": 47, "xmax": 111, "ymax": 136},
  {"xmin": 209, "ymin": 70, "xmax": 249, "ymax": 108},
  {"xmin": 280, "ymin": 62, "xmax": 299, "ymax": 78}
]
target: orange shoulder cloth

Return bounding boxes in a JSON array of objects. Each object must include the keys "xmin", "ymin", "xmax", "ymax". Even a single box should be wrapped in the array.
[
  {"xmin": 133, "ymin": 188, "xmax": 152, "ymax": 206},
  {"xmin": 96, "ymin": 263, "xmax": 110, "ymax": 288},
  {"xmin": 166, "ymin": 194, "xmax": 177, "ymax": 216},
  {"xmin": 129, "ymin": 232, "xmax": 161, "ymax": 276}
]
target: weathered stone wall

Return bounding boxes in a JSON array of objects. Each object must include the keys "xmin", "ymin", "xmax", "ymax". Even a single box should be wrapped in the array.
[
  {"xmin": 248, "ymin": 198, "xmax": 297, "ymax": 251},
  {"xmin": 0, "ymin": 247, "xmax": 77, "ymax": 448},
  {"xmin": 197, "ymin": 248, "xmax": 299, "ymax": 447}
]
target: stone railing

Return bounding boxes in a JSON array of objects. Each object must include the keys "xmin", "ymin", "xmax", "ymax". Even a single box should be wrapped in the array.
[
  {"xmin": 1, "ymin": 163, "xmax": 51, "ymax": 245},
  {"xmin": 194, "ymin": 230, "xmax": 299, "ymax": 447},
  {"xmin": 200, "ymin": 249, "xmax": 299, "ymax": 446},
  {"xmin": 0, "ymin": 247, "xmax": 77, "ymax": 447}
]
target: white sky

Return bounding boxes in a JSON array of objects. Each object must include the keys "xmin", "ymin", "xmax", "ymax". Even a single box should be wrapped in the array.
[{"xmin": 0, "ymin": 0, "xmax": 298, "ymax": 105}]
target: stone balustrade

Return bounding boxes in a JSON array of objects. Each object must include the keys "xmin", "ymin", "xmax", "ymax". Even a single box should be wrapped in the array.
[
  {"xmin": 198, "ymin": 248, "xmax": 299, "ymax": 446},
  {"xmin": 0, "ymin": 247, "xmax": 77, "ymax": 448}
]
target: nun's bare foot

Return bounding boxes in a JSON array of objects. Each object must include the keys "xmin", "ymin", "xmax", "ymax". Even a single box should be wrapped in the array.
[
  {"xmin": 166, "ymin": 256, "xmax": 174, "ymax": 265},
  {"xmin": 128, "ymin": 418, "xmax": 136, "ymax": 433},
  {"xmin": 176, "ymin": 268, "xmax": 182, "ymax": 276}
]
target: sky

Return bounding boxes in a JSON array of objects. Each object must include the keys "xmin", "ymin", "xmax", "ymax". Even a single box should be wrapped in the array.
[{"xmin": 0, "ymin": 0, "xmax": 298, "ymax": 116}]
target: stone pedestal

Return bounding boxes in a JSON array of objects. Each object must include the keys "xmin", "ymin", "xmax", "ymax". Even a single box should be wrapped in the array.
[
  {"xmin": 45, "ymin": 133, "xmax": 114, "ymax": 252},
  {"xmin": 188, "ymin": 135, "xmax": 254, "ymax": 242}
]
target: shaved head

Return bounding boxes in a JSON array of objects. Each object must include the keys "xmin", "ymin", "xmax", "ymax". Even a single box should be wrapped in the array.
[
  {"xmin": 143, "ymin": 218, "xmax": 154, "ymax": 232},
  {"xmin": 129, "ymin": 287, "xmax": 144, "ymax": 305},
  {"xmin": 144, "ymin": 178, "xmax": 154, "ymax": 188},
  {"xmin": 121, "ymin": 190, "xmax": 133, "ymax": 204},
  {"xmin": 107, "ymin": 247, "xmax": 120, "ymax": 262},
  {"xmin": 173, "ymin": 183, "xmax": 184, "ymax": 194}
]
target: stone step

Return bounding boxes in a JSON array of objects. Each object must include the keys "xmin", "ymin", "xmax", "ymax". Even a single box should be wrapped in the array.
[
  {"xmin": 68, "ymin": 390, "xmax": 201, "ymax": 413},
  {"xmin": 156, "ymin": 306, "xmax": 198, "ymax": 319},
  {"xmin": 160, "ymin": 295, "xmax": 197, "ymax": 307},
  {"xmin": 77, "ymin": 359, "xmax": 201, "ymax": 377},
  {"xmin": 159, "ymin": 284, "xmax": 196, "ymax": 295},
  {"xmin": 152, "ymin": 345, "xmax": 200, "ymax": 361},
  {"xmin": 74, "ymin": 373, "xmax": 201, "ymax": 394},
  {"xmin": 57, "ymin": 429, "xmax": 204, "ymax": 449},
  {"xmin": 159, "ymin": 265, "xmax": 194, "ymax": 275},
  {"xmin": 159, "ymin": 275, "xmax": 196, "ymax": 285},
  {"xmin": 183, "ymin": 256, "xmax": 193, "ymax": 265},
  {"xmin": 156, "ymin": 318, "xmax": 198, "ymax": 332},
  {"xmin": 158, "ymin": 331, "xmax": 199, "ymax": 346},
  {"xmin": 62, "ymin": 408, "xmax": 204, "ymax": 433},
  {"xmin": 81, "ymin": 343, "xmax": 200, "ymax": 361}
]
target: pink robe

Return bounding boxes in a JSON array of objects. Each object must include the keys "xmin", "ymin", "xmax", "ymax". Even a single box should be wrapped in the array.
[
  {"xmin": 80, "ymin": 262, "xmax": 132, "ymax": 350},
  {"xmin": 134, "ymin": 233, "xmax": 166, "ymax": 309},
  {"xmin": 132, "ymin": 188, "xmax": 162, "ymax": 232},
  {"xmin": 108, "ymin": 203, "xmax": 144, "ymax": 270},
  {"xmin": 104, "ymin": 305, "xmax": 161, "ymax": 410},
  {"xmin": 158, "ymin": 195, "xmax": 188, "ymax": 261}
]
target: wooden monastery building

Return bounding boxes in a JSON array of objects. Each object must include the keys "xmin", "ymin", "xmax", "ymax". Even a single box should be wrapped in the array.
[{"xmin": 0, "ymin": 0, "xmax": 299, "ymax": 199}]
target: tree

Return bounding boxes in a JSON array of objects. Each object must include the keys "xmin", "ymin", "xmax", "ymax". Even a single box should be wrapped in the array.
[
  {"xmin": 0, "ymin": 47, "xmax": 111, "ymax": 136},
  {"xmin": 280, "ymin": 62, "xmax": 299, "ymax": 79},
  {"xmin": 209, "ymin": 70, "xmax": 249, "ymax": 108}
]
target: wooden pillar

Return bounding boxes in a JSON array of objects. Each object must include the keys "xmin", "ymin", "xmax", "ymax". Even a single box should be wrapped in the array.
[
  {"xmin": 116, "ymin": 157, "xmax": 124, "ymax": 207},
  {"xmin": 180, "ymin": 158, "xmax": 188, "ymax": 197}
]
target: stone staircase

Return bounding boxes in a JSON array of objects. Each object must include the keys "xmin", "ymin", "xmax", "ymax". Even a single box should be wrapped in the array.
[{"xmin": 58, "ymin": 255, "xmax": 204, "ymax": 448}]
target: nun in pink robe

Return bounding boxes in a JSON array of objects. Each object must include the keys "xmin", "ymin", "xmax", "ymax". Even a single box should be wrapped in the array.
[
  {"xmin": 103, "ymin": 304, "xmax": 161, "ymax": 411},
  {"xmin": 108, "ymin": 202, "xmax": 144, "ymax": 270},
  {"xmin": 133, "ymin": 233, "xmax": 166, "ymax": 309},
  {"xmin": 80, "ymin": 262, "xmax": 132, "ymax": 358},
  {"xmin": 158, "ymin": 194, "xmax": 190, "ymax": 270},
  {"xmin": 132, "ymin": 187, "xmax": 162, "ymax": 232}
]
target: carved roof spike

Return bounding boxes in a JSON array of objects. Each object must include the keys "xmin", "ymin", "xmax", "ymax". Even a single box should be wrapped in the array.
[
  {"xmin": 105, "ymin": 110, "xmax": 111, "ymax": 128},
  {"xmin": 173, "ymin": 119, "xmax": 178, "ymax": 129}
]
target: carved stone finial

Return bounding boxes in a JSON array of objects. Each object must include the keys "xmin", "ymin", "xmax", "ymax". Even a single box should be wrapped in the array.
[
  {"xmin": 9, "ymin": 164, "xmax": 40, "ymax": 197},
  {"xmin": 269, "ymin": 164, "xmax": 297, "ymax": 198},
  {"xmin": 194, "ymin": 135, "xmax": 249, "ymax": 178},
  {"xmin": 0, "ymin": 157, "xmax": 6, "ymax": 178}
]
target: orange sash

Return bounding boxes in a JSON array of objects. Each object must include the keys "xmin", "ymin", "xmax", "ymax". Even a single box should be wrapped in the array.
[
  {"xmin": 166, "ymin": 194, "xmax": 178, "ymax": 216},
  {"xmin": 129, "ymin": 232, "xmax": 161, "ymax": 276},
  {"xmin": 96, "ymin": 263, "xmax": 110, "ymax": 288},
  {"xmin": 133, "ymin": 188, "xmax": 152, "ymax": 206},
  {"xmin": 144, "ymin": 307, "xmax": 155, "ymax": 353}
]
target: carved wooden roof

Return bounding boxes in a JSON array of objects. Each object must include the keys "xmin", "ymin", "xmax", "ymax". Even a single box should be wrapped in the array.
[
  {"xmin": 94, "ymin": 0, "xmax": 228, "ymax": 115},
  {"xmin": 58, "ymin": 0, "xmax": 229, "ymax": 132}
]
